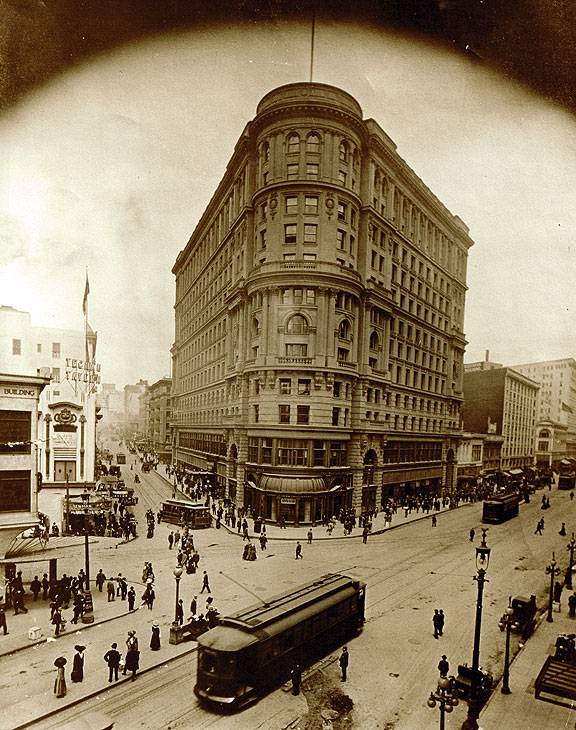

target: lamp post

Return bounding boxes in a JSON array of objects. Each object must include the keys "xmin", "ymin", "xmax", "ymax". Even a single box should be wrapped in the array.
[
  {"xmin": 461, "ymin": 528, "xmax": 491, "ymax": 730},
  {"xmin": 498, "ymin": 597, "xmax": 515, "ymax": 694},
  {"xmin": 173, "ymin": 565, "xmax": 183, "ymax": 624},
  {"xmin": 428, "ymin": 675, "xmax": 459, "ymax": 730},
  {"xmin": 81, "ymin": 488, "xmax": 94, "ymax": 623},
  {"xmin": 566, "ymin": 534, "xmax": 576, "ymax": 590},
  {"xmin": 545, "ymin": 552, "xmax": 561, "ymax": 623}
]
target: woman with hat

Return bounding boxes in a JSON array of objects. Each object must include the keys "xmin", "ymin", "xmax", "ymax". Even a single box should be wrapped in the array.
[
  {"xmin": 150, "ymin": 622, "xmax": 161, "ymax": 651},
  {"xmin": 124, "ymin": 630, "xmax": 140, "ymax": 680},
  {"xmin": 54, "ymin": 656, "xmax": 67, "ymax": 697},
  {"xmin": 71, "ymin": 645, "xmax": 86, "ymax": 682}
]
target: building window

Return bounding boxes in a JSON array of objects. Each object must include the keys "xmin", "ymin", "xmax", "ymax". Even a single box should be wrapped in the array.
[
  {"xmin": 277, "ymin": 438, "xmax": 308, "ymax": 466},
  {"xmin": 333, "ymin": 381, "xmax": 341, "ymax": 398},
  {"xmin": 52, "ymin": 342, "xmax": 61, "ymax": 358},
  {"xmin": 285, "ymin": 196, "xmax": 298, "ymax": 214},
  {"xmin": 284, "ymin": 224, "xmax": 297, "ymax": 244},
  {"xmin": 337, "ymin": 229, "xmax": 346, "ymax": 249},
  {"xmin": 36, "ymin": 343, "xmax": 42, "ymax": 353},
  {"xmin": 51, "ymin": 367, "xmax": 61, "ymax": 383},
  {"xmin": 54, "ymin": 461, "xmax": 76, "ymax": 482},
  {"xmin": 338, "ymin": 170, "xmax": 347, "ymax": 185},
  {"xmin": 313, "ymin": 440, "xmax": 326, "ymax": 466},
  {"xmin": 330, "ymin": 441, "xmax": 347, "ymax": 466},
  {"xmin": 262, "ymin": 438, "xmax": 273, "ymax": 463},
  {"xmin": 297, "ymin": 379, "xmax": 311, "ymax": 395},
  {"xmin": 287, "ymin": 133, "xmax": 300, "ymax": 154},
  {"xmin": 297, "ymin": 405, "xmax": 310, "ymax": 424},
  {"xmin": 471, "ymin": 444, "xmax": 482, "ymax": 461},
  {"xmin": 306, "ymin": 163, "xmax": 319, "ymax": 179},
  {"xmin": 306, "ymin": 133, "xmax": 320, "ymax": 152},
  {"xmin": 0, "ymin": 411, "xmax": 31, "ymax": 454},
  {"xmin": 280, "ymin": 378, "xmax": 292, "ymax": 395},
  {"xmin": 279, "ymin": 405, "xmax": 291, "ymax": 423},
  {"xmin": 287, "ymin": 163, "xmax": 299, "ymax": 180},
  {"xmin": 337, "ymin": 348, "xmax": 349, "ymax": 362},
  {"xmin": 12, "ymin": 339, "xmax": 21, "ymax": 356},
  {"xmin": 306, "ymin": 288, "xmax": 316, "ymax": 303},
  {"xmin": 305, "ymin": 196, "xmax": 319, "ymax": 214},
  {"xmin": 332, "ymin": 407, "xmax": 341, "ymax": 426},
  {"xmin": 263, "ymin": 171, "xmax": 269, "ymax": 185},
  {"xmin": 304, "ymin": 224, "xmax": 317, "ymax": 244},
  {"xmin": 260, "ymin": 230, "xmax": 267, "ymax": 249},
  {"xmin": 337, "ymin": 202, "xmax": 347, "ymax": 221},
  {"xmin": 285, "ymin": 343, "xmax": 308, "ymax": 357},
  {"xmin": 0, "ymin": 470, "xmax": 31, "ymax": 511},
  {"xmin": 283, "ymin": 253, "xmax": 296, "ymax": 261},
  {"xmin": 286, "ymin": 314, "xmax": 308, "ymax": 334},
  {"xmin": 339, "ymin": 140, "xmax": 349, "ymax": 162},
  {"xmin": 338, "ymin": 319, "xmax": 351, "ymax": 339},
  {"xmin": 254, "ymin": 405, "xmax": 259, "ymax": 423},
  {"xmin": 303, "ymin": 253, "xmax": 316, "ymax": 261}
]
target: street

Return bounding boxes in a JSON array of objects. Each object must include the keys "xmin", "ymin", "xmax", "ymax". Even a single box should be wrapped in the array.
[{"xmin": 1, "ymin": 456, "xmax": 572, "ymax": 730}]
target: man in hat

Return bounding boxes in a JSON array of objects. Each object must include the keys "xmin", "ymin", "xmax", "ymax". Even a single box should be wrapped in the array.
[
  {"xmin": 176, "ymin": 598, "xmax": 184, "ymax": 626},
  {"xmin": 127, "ymin": 586, "xmax": 136, "ymax": 612},
  {"xmin": 339, "ymin": 646, "xmax": 349, "ymax": 681},
  {"xmin": 0, "ymin": 600, "xmax": 8, "ymax": 635},
  {"xmin": 438, "ymin": 655, "xmax": 449, "ymax": 677},
  {"xmin": 104, "ymin": 643, "xmax": 121, "ymax": 682},
  {"xmin": 71, "ymin": 645, "xmax": 85, "ymax": 682}
]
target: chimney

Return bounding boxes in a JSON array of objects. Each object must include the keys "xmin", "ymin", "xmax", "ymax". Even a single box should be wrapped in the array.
[{"xmin": 485, "ymin": 350, "xmax": 490, "ymax": 362}]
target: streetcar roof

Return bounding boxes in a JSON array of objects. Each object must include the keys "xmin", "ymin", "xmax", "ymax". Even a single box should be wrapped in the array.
[{"xmin": 197, "ymin": 625, "xmax": 259, "ymax": 651}]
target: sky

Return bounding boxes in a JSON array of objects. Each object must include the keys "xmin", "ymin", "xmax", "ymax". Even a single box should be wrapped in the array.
[{"xmin": 0, "ymin": 18, "xmax": 575, "ymax": 387}]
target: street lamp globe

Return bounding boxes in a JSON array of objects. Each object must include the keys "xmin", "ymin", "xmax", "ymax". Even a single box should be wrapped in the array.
[
  {"xmin": 427, "ymin": 694, "xmax": 437, "ymax": 708},
  {"xmin": 173, "ymin": 566, "xmax": 183, "ymax": 580},
  {"xmin": 475, "ymin": 542, "xmax": 491, "ymax": 572}
]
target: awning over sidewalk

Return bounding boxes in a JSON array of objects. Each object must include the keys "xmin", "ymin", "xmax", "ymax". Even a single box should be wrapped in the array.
[{"xmin": 509, "ymin": 469, "xmax": 524, "ymax": 476}]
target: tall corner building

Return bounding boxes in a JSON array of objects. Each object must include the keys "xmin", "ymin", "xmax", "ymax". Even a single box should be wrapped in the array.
[{"xmin": 171, "ymin": 82, "xmax": 473, "ymax": 525}]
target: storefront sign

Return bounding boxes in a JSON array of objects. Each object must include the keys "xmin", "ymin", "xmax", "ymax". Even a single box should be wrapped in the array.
[
  {"xmin": 2, "ymin": 387, "xmax": 36, "ymax": 397},
  {"xmin": 280, "ymin": 497, "xmax": 296, "ymax": 504},
  {"xmin": 65, "ymin": 358, "xmax": 101, "ymax": 386}
]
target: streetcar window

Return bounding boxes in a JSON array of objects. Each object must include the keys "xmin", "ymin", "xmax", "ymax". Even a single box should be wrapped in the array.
[{"xmin": 202, "ymin": 651, "xmax": 217, "ymax": 673}]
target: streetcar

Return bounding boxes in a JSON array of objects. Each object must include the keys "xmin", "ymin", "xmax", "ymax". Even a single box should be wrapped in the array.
[
  {"xmin": 159, "ymin": 498, "xmax": 211, "ymax": 528},
  {"xmin": 482, "ymin": 492, "xmax": 520, "ymax": 523},
  {"xmin": 194, "ymin": 573, "xmax": 366, "ymax": 710},
  {"xmin": 116, "ymin": 453, "xmax": 126, "ymax": 465}
]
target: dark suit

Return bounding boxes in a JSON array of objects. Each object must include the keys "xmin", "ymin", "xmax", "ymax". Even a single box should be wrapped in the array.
[{"xmin": 104, "ymin": 648, "xmax": 121, "ymax": 682}]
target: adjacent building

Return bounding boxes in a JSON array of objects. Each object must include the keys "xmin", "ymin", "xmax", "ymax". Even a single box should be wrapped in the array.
[
  {"xmin": 143, "ymin": 378, "xmax": 173, "ymax": 462},
  {"xmin": 0, "ymin": 305, "xmax": 100, "ymax": 531},
  {"xmin": 509, "ymin": 358, "xmax": 576, "ymax": 466},
  {"xmin": 171, "ymin": 82, "xmax": 473, "ymax": 524},
  {"xmin": 463, "ymin": 365, "xmax": 539, "ymax": 470}
]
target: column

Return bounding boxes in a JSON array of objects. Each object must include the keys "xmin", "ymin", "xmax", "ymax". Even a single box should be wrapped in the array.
[
  {"xmin": 325, "ymin": 290, "xmax": 337, "ymax": 361},
  {"xmin": 261, "ymin": 288, "xmax": 270, "ymax": 363}
]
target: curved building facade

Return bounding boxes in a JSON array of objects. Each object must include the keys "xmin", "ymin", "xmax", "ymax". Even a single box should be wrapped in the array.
[{"xmin": 172, "ymin": 82, "xmax": 473, "ymax": 524}]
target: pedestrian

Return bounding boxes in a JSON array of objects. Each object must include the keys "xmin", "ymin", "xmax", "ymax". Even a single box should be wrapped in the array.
[
  {"xmin": 104, "ymin": 643, "xmax": 121, "ymax": 682},
  {"xmin": 200, "ymin": 571, "xmax": 211, "ymax": 594},
  {"xmin": 569, "ymin": 592, "xmax": 576, "ymax": 619},
  {"xmin": 554, "ymin": 581, "xmax": 563, "ymax": 607},
  {"xmin": 307, "ymin": 529, "xmax": 313, "ymax": 545},
  {"xmin": 469, "ymin": 528, "xmax": 475, "ymax": 542},
  {"xmin": 0, "ymin": 602, "xmax": 8, "ymax": 635},
  {"xmin": 150, "ymin": 622, "xmax": 161, "ymax": 651},
  {"xmin": 560, "ymin": 522, "xmax": 567, "ymax": 537},
  {"xmin": 52, "ymin": 606, "xmax": 63, "ymax": 636},
  {"xmin": 30, "ymin": 576, "xmax": 41, "ymax": 601},
  {"xmin": 291, "ymin": 663, "xmax": 302, "ymax": 695},
  {"xmin": 571, "ymin": 491, "xmax": 575, "ymax": 502},
  {"xmin": 168, "ymin": 532, "xmax": 174, "ymax": 550},
  {"xmin": 124, "ymin": 630, "xmax": 139, "ymax": 681},
  {"xmin": 53, "ymin": 656, "xmax": 67, "ymax": 698},
  {"xmin": 259, "ymin": 534, "xmax": 268, "ymax": 551},
  {"xmin": 438, "ymin": 654, "xmax": 449, "ymax": 677},
  {"xmin": 107, "ymin": 579, "xmax": 116, "ymax": 601},
  {"xmin": 176, "ymin": 598, "xmax": 184, "ymax": 626},
  {"xmin": 438, "ymin": 609, "xmax": 445, "ymax": 636},
  {"xmin": 339, "ymin": 646, "xmax": 349, "ymax": 681},
  {"xmin": 535, "ymin": 519, "xmax": 544, "ymax": 535},
  {"xmin": 71, "ymin": 645, "xmax": 85, "ymax": 683},
  {"xmin": 71, "ymin": 593, "xmax": 84, "ymax": 624},
  {"xmin": 127, "ymin": 586, "xmax": 136, "ymax": 612},
  {"xmin": 95, "ymin": 569, "xmax": 106, "ymax": 593},
  {"xmin": 433, "ymin": 609, "xmax": 440, "ymax": 639},
  {"xmin": 431, "ymin": 514, "xmax": 437, "ymax": 528},
  {"xmin": 295, "ymin": 542, "xmax": 303, "ymax": 559},
  {"xmin": 120, "ymin": 577, "xmax": 128, "ymax": 601},
  {"xmin": 190, "ymin": 595, "xmax": 197, "ymax": 616},
  {"xmin": 362, "ymin": 526, "xmax": 369, "ymax": 544},
  {"xmin": 41, "ymin": 573, "xmax": 49, "ymax": 600}
]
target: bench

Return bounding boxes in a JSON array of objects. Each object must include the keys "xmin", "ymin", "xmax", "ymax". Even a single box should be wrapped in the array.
[
  {"xmin": 535, "ymin": 656, "xmax": 576, "ymax": 707},
  {"xmin": 169, "ymin": 620, "xmax": 208, "ymax": 645}
]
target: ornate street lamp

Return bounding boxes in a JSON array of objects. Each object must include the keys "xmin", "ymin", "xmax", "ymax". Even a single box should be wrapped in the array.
[
  {"xmin": 81, "ymin": 488, "xmax": 94, "ymax": 623},
  {"xmin": 173, "ymin": 565, "xmax": 183, "ymax": 624},
  {"xmin": 566, "ymin": 534, "xmax": 576, "ymax": 590},
  {"xmin": 428, "ymin": 674, "xmax": 459, "ymax": 730},
  {"xmin": 498, "ymin": 597, "xmax": 515, "ymax": 694},
  {"xmin": 545, "ymin": 552, "xmax": 561, "ymax": 623},
  {"xmin": 461, "ymin": 528, "xmax": 491, "ymax": 730}
]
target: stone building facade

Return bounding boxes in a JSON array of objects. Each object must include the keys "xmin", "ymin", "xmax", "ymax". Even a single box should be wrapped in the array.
[{"xmin": 171, "ymin": 82, "xmax": 473, "ymax": 524}]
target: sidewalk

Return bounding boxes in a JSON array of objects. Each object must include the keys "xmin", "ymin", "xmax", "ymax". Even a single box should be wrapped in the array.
[{"xmin": 480, "ymin": 597, "xmax": 576, "ymax": 729}]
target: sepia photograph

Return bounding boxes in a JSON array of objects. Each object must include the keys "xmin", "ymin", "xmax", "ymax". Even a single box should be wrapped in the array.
[{"xmin": 0, "ymin": 2, "xmax": 575, "ymax": 729}]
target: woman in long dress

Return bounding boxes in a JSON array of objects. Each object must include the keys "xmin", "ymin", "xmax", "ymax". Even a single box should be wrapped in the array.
[
  {"xmin": 124, "ymin": 631, "xmax": 140, "ymax": 680},
  {"xmin": 71, "ymin": 645, "xmax": 85, "ymax": 682},
  {"xmin": 150, "ymin": 623, "xmax": 161, "ymax": 651},
  {"xmin": 54, "ymin": 656, "xmax": 67, "ymax": 697}
]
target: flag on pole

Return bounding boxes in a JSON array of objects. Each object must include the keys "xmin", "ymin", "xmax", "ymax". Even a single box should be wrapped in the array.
[{"xmin": 82, "ymin": 274, "xmax": 90, "ymax": 316}]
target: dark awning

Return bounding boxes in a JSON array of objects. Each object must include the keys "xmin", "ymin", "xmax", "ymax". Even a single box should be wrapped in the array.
[{"xmin": 260, "ymin": 475, "xmax": 327, "ymax": 494}]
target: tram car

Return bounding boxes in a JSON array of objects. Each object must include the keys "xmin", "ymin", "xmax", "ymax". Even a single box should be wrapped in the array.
[
  {"xmin": 482, "ymin": 492, "xmax": 520, "ymax": 524},
  {"xmin": 194, "ymin": 573, "xmax": 366, "ymax": 710},
  {"xmin": 160, "ymin": 498, "xmax": 211, "ymax": 528}
]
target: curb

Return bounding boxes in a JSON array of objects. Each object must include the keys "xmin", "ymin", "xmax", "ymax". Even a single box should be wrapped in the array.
[{"xmin": 11, "ymin": 643, "xmax": 199, "ymax": 730}]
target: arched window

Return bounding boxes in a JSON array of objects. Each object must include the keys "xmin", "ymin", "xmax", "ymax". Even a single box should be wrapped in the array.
[
  {"xmin": 261, "ymin": 141, "xmax": 270, "ymax": 163},
  {"xmin": 252, "ymin": 317, "xmax": 260, "ymax": 337},
  {"xmin": 286, "ymin": 314, "xmax": 308, "ymax": 334},
  {"xmin": 306, "ymin": 133, "xmax": 320, "ymax": 153},
  {"xmin": 338, "ymin": 319, "xmax": 351, "ymax": 339},
  {"xmin": 287, "ymin": 133, "xmax": 300, "ymax": 154},
  {"xmin": 369, "ymin": 331, "xmax": 379, "ymax": 350},
  {"xmin": 352, "ymin": 148, "xmax": 359, "ymax": 169},
  {"xmin": 339, "ymin": 140, "xmax": 349, "ymax": 162},
  {"xmin": 539, "ymin": 429, "xmax": 550, "ymax": 439}
]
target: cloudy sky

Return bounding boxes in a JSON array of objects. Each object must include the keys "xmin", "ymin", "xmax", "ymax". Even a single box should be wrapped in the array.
[{"xmin": 1, "ymin": 18, "xmax": 575, "ymax": 386}]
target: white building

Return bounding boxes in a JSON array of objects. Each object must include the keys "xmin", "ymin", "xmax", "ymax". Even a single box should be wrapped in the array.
[{"xmin": 0, "ymin": 305, "xmax": 100, "ymax": 530}]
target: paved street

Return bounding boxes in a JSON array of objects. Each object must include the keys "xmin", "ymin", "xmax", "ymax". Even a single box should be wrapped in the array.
[{"xmin": 0, "ymin": 461, "xmax": 574, "ymax": 730}]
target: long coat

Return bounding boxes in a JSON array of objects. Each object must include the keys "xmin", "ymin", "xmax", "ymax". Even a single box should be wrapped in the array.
[
  {"xmin": 71, "ymin": 652, "xmax": 84, "ymax": 682},
  {"xmin": 150, "ymin": 626, "xmax": 161, "ymax": 651}
]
